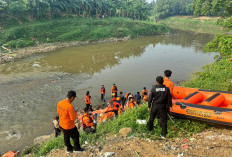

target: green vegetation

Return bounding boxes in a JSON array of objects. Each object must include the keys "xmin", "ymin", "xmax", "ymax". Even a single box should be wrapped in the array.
[
  {"xmin": 193, "ymin": 0, "xmax": 232, "ymax": 17},
  {"xmin": 162, "ymin": 16, "xmax": 225, "ymax": 34},
  {"xmin": 184, "ymin": 17, "xmax": 232, "ymax": 91},
  {"xmin": 21, "ymin": 105, "xmax": 208, "ymax": 157},
  {"xmin": 0, "ymin": 17, "xmax": 168, "ymax": 49},
  {"xmin": 154, "ymin": 0, "xmax": 194, "ymax": 19},
  {"xmin": 0, "ymin": 0, "xmax": 154, "ymax": 25},
  {"xmin": 154, "ymin": 0, "xmax": 232, "ymax": 19}
]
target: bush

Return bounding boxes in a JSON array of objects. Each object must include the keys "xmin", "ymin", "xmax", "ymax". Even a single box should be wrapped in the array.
[
  {"xmin": 0, "ymin": 17, "xmax": 169, "ymax": 49},
  {"xmin": 6, "ymin": 39, "xmax": 36, "ymax": 48}
]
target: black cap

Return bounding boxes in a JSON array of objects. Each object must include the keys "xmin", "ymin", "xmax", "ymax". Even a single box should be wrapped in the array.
[
  {"xmin": 67, "ymin": 90, "xmax": 77, "ymax": 99},
  {"xmin": 156, "ymin": 76, "xmax": 164, "ymax": 84}
]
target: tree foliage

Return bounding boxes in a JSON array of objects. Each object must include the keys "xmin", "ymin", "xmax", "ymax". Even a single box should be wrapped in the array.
[
  {"xmin": 154, "ymin": 0, "xmax": 232, "ymax": 19},
  {"xmin": 154, "ymin": 0, "xmax": 194, "ymax": 19},
  {"xmin": 193, "ymin": 0, "xmax": 232, "ymax": 17},
  {"xmin": 0, "ymin": 0, "xmax": 153, "ymax": 23}
]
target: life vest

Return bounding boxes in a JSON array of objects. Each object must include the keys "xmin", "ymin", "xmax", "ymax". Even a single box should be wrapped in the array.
[
  {"xmin": 143, "ymin": 95, "xmax": 149, "ymax": 101},
  {"xmin": 2, "ymin": 151, "xmax": 18, "ymax": 157},
  {"xmin": 82, "ymin": 114, "xmax": 94, "ymax": 128},
  {"xmin": 113, "ymin": 102, "xmax": 121, "ymax": 111},
  {"xmin": 163, "ymin": 77, "xmax": 174, "ymax": 95},
  {"xmin": 85, "ymin": 95, "xmax": 91, "ymax": 104},
  {"xmin": 125, "ymin": 93, "xmax": 129, "ymax": 100},
  {"xmin": 141, "ymin": 89, "xmax": 148, "ymax": 96},
  {"xmin": 99, "ymin": 112, "xmax": 114, "ymax": 122},
  {"xmin": 112, "ymin": 85, "xmax": 118, "ymax": 93},
  {"xmin": 124, "ymin": 101, "xmax": 135, "ymax": 111},
  {"xmin": 109, "ymin": 97, "xmax": 117, "ymax": 103},
  {"xmin": 100, "ymin": 87, "xmax": 105, "ymax": 94},
  {"xmin": 128, "ymin": 102, "xmax": 136, "ymax": 108}
]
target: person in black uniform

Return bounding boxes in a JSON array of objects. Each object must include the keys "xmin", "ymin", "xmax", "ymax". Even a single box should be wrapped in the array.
[{"xmin": 147, "ymin": 76, "xmax": 172, "ymax": 138}]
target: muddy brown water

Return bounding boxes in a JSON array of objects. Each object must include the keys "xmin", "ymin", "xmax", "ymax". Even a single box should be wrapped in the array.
[{"xmin": 0, "ymin": 31, "xmax": 218, "ymax": 153}]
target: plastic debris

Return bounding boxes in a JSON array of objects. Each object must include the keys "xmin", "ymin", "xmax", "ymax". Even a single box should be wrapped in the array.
[
  {"xmin": 32, "ymin": 63, "xmax": 40, "ymax": 67},
  {"xmin": 205, "ymin": 134, "xmax": 232, "ymax": 141},
  {"xmin": 51, "ymin": 80, "xmax": 55, "ymax": 83},
  {"xmin": 2, "ymin": 150, "xmax": 19, "ymax": 157},
  {"xmin": 136, "ymin": 119, "xmax": 147, "ymax": 124},
  {"xmin": 101, "ymin": 152, "xmax": 115, "ymax": 157},
  {"xmin": 177, "ymin": 153, "xmax": 184, "ymax": 157},
  {"xmin": 182, "ymin": 144, "xmax": 188, "ymax": 149},
  {"xmin": 190, "ymin": 138, "xmax": 196, "ymax": 141},
  {"xmin": 183, "ymin": 139, "xmax": 189, "ymax": 143}
]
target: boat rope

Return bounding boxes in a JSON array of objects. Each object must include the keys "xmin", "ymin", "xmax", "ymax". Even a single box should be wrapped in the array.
[
  {"xmin": 174, "ymin": 96, "xmax": 188, "ymax": 107},
  {"xmin": 167, "ymin": 113, "xmax": 188, "ymax": 134}
]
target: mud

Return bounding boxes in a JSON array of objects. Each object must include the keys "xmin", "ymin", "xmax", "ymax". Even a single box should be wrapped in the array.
[{"xmin": 0, "ymin": 37, "xmax": 129, "ymax": 64}]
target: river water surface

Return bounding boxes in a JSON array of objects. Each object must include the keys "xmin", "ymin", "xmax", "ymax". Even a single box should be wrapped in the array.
[{"xmin": 0, "ymin": 31, "xmax": 217, "ymax": 153}]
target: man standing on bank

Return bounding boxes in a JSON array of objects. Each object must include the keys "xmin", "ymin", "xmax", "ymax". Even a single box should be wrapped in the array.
[
  {"xmin": 57, "ymin": 90, "xmax": 84, "ymax": 153},
  {"xmin": 147, "ymin": 76, "xmax": 172, "ymax": 138}
]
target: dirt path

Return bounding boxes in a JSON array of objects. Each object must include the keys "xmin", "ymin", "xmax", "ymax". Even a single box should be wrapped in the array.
[{"xmin": 45, "ymin": 127, "xmax": 232, "ymax": 157}]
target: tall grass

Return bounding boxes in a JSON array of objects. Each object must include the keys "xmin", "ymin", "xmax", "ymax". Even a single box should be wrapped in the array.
[
  {"xmin": 21, "ymin": 104, "xmax": 208, "ymax": 157},
  {"xmin": 0, "ymin": 17, "xmax": 169, "ymax": 49},
  {"xmin": 162, "ymin": 16, "xmax": 226, "ymax": 34}
]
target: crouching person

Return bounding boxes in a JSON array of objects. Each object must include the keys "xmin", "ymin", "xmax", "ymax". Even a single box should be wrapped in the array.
[{"xmin": 82, "ymin": 108, "xmax": 96, "ymax": 133}]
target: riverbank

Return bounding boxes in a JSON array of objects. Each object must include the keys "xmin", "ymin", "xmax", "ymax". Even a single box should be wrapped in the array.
[
  {"xmin": 19, "ymin": 105, "xmax": 232, "ymax": 157},
  {"xmin": 161, "ymin": 16, "xmax": 225, "ymax": 34},
  {"xmin": 0, "ymin": 37, "xmax": 129, "ymax": 63},
  {"xmin": 160, "ymin": 16, "xmax": 232, "ymax": 92},
  {"xmin": 19, "ymin": 105, "xmax": 210, "ymax": 157},
  {"xmin": 0, "ymin": 17, "xmax": 169, "ymax": 63}
]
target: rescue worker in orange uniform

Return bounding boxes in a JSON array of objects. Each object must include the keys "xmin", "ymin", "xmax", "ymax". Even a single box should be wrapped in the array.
[
  {"xmin": 57, "ymin": 90, "xmax": 84, "ymax": 153},
  {"xmin": 109, "ymin": 93, "xmax": 117, "ymax": 103},
  {"xmin": 100, "ymin": 85, "xmax": 106, "ymax": 102},
  {"xmin": 112, "ymin": 84, "xmax": 118, "ymax": 97},
  {"xmin": 112, "ymin": 97, "xmax": 122, "ymax": 117},
  {"xmin": 163, "ymin": 70, "xmax": 174, "ymax": 95},
  {"xmin": 125, "ymin": 96, "xmax": 136, "ymax": 110},
  {"xmin": 82, "ymin": 108, "xmax": 96, "ymax": 133},
  {"xmin": 85, "ymin": 91, "xmax": 92, "ymax": 111},
  {"xmin": 125, "ymin": 92, "xmax": 131, "ymax": 100},
  {"xmin": 141, "ymin": 87, "xmax": 148, "ymax": 99}
]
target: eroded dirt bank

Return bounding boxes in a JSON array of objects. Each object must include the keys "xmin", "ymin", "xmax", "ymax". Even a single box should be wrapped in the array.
[
  {"xmin": 43, "ymin": 127, "xmax": 232, "ymax": 157},
  {"xmin": 0, "ymin": 37, "xmax": 129, "ymax": 64}
]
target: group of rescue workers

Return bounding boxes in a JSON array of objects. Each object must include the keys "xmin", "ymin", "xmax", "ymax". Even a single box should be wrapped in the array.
[{"xmin": 56, "ymin": 70, "xmax": 174, "ymax": 153}]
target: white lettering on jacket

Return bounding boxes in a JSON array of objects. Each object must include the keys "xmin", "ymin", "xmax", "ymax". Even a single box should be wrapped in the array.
[{"xmin": 156, "ymin": 88, "xmax": 165, "ymax": 92}]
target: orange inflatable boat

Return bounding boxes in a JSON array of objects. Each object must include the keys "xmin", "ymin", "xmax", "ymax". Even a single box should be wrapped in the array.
[{"xmin": 171, "ymin": 86, "xmax": 232, "ymax": 126}]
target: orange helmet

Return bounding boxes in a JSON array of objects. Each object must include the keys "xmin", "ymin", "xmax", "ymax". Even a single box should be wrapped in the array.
[
  {"xmin": 116, "ymin": 97, "xmax": 120, "ymax": 101},
  {"xmin": 112, "ymin": 93, "xmax": 116, "ymax": 96}
]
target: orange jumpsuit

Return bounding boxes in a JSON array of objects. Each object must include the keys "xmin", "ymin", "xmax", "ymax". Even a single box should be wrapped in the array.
[
  {"xmin": 163, "ymin": 77, "xmax": 174, "ymax": 95},
  {"xmin": 57, "ymin": 99, "xmax": 77, "ymax": 130}
]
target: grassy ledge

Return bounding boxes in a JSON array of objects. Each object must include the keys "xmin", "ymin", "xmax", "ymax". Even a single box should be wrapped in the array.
[
  {"xmin": 183, "ymin": 34, "xmax": 232, "ymax": 91},
  {"xmin": 161, "ymin": 16, "xmax": 226, "ymax": 34},
  {"xmin": 0, "ymin": 17, "xmax": 168, "ymax": 50},
  {"xmin": 21, "ymin": 105, "xmax": 208, "ymax": 157}
]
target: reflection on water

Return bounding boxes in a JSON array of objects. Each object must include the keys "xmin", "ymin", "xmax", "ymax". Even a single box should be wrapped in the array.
[
  {"xmin": 0, "ymin": 31, "xmax": 217, "ymax": 153},
  {"xmin": 0, "ymin": 31, "xmax": 213, "ymax": 76}
]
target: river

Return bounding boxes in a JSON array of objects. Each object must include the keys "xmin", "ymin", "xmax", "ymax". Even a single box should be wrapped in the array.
[{"xmin": 0, "ymin": 31, "xmax": 218, "ymax": 153}]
